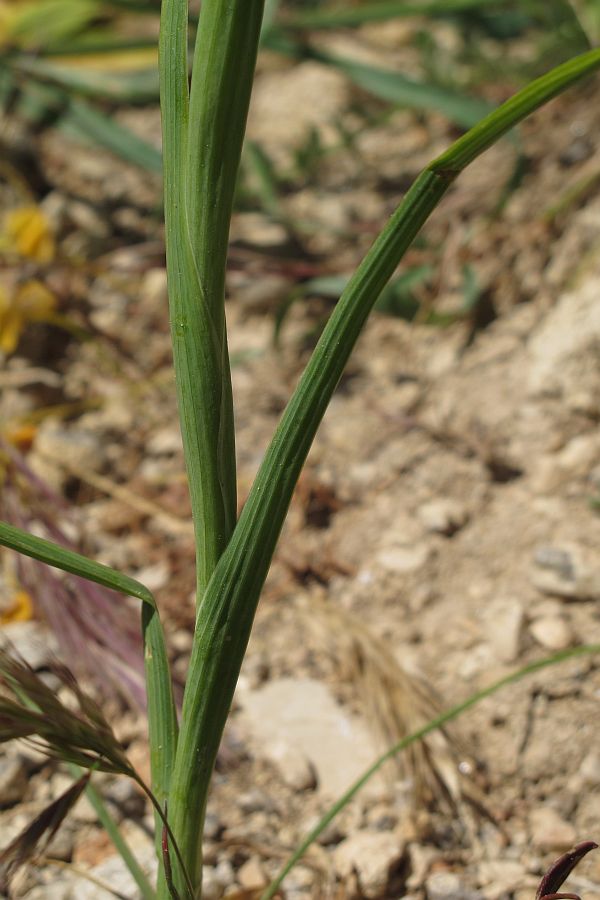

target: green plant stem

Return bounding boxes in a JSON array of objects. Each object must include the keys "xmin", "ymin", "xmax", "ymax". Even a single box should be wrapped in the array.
[
  {"xmin": 159, "ymin": 1, "xmax": 265, "ymax": 896},
  {"xmin": 164, "ymin": 44, "xmax": 600, "ymax": 900},
  {"xmin": 262, "ymin": 643, "xmax": 600, "ymax": 899}
]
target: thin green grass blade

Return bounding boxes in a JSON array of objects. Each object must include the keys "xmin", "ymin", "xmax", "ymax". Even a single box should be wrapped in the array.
[
  {"xmin": 68, "ymin": 765, "xmax": 156, "ymax": 900},
  {"xmin": 0, "ymin": 520, "xmax": 154, "ymax": 604},
  {"xmin": 67, "ymin": 98, "xmax": 162, "ymax": 172},
  {"xmin": 10, "ymin": 56, "xmax": 159, "ymax": 103},
  {"xmin": 0, "ymin": 520, "xmax": 178, "ymax": 859},
  {"xmin": 172, "ymin": 47, "xmax": 600, "ymax": 900},
  {"xmin": 262, "ymin": 643, "xmax": 600, "ymax": 899},
  {"xmin": 312, "ymin": 49, "xmax": 493, "ymax": 127}
]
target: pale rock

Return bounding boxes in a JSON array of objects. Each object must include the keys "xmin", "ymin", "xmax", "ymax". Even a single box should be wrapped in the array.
[
  {"xmin": 580, "ymin": 750, "xmax": 600, "ymax": 786},
  {"xmin": 377, "ymin": 543, "xmax": 430, "ymax": 574},
  {"xmin": 426, "ymin": 871, "xmax": 482, "ymax": 900},
  {"xmin": 2, "ymin": 621, "xmax": 58, "ymax": 670},
  {"xmin": 529, "ymin": 615, "xmax": 573, "ymax": 650},
  {"xmin": 237, "ymin": 678, "xmax": 383, "ymax": 798},
  {"xmin": 484, "ymin": 597, "xmax": 524, "ymax": 663},
  {"xmin": 263, "ymin": 739, "xmax": 316, "ymax": 791},
  {"xmin": 531, "ymin": 434, "xmax": 600, "ymax": 492},
  {"xmin": 333, "ymin": 830, "xmax": 404, "ymax": 899},
  {"xmin": 201, "ymin": 867, "xmax": 223, "ymax": 900},
  {"xmin": 141, "ymin": 267, "xmax": 168, "ymax": 307},
  {"xmin": 0, "ymin": 755, "xmax": 28, "ymax": 807},
  {"xmin": 417, "ymin": 499, "xmax": 468, "ymax": 535},
  {"xmin": 529, "ymin": 806, "xmax": 577, "ymax": 851},
  {"xmin": 528, "ymin": 271, "xmax": 600, "ymax": 397},
  {"xmin": 237, "ymin": 856, "xmax": 267, "ymax": 890},
  {"xmin": 531, "ymin": 544, "xmax": 600, "ymax": 600},
  {"xmin": 478, "ymin": 859, "xmax": 527, "ymax": 898}
]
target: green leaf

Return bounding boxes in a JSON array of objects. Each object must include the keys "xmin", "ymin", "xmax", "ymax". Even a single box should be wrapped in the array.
[
  {"xmin": 11, "ymin": 56, "xmax": 159, "ymax": 103},
  {"xmin": 66, "ymin": 98, "xmax": 162, "ymax": 172},
  {"xmin": 173, "ymin": 47, "xmax": 600, "ymax": 900},
  {"xmin": 313, "ymin": 49, "xmax": 494, "ymax": 128},
  {"xmin": 0, "ymin": 520, "xmax": 178, "ymax": 862},
  {"xmin": 282, "ymin": 0, "xmax": 503, "ymax": 29},
  {"xmin": 0, "ymin": 520, "xmax": 154, "ymax": 605}
]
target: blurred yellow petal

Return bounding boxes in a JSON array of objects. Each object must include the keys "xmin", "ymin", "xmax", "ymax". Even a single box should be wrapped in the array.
[
  {"xmin": 0, "ymin": 280, "xmax": 56, "ymax": 354},
  {"xmin": 0, "ymin": 303, "xmax": 23, "ymax": 354},
  {"xmin": 3, "ymin": 205, "xmax": 55, "ymax": 263},
  {"xmin": 0, "ymin": 591, "xmax": 34, "ymax": 624},
  {"xmin": 16, "ymin": 280, "xmax": 56, "ymax": 320},
  {"xmin": 4, "ymin": 422, "xmax": 37, "ymax": 451}
]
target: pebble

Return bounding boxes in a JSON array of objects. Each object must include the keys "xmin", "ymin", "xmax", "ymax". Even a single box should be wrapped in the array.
[
  {"xmin": 529, "ymin": 806, "xmax": 577, "ymax": 851},
  {"xmin": 237, "ymin": 856, "xmax": 267, "ymax": 889},
  {"xmin": 425, "ymin": 871, "xmax": 483, "ymax": 900},
  {"xmin": 263, "ymin": 740, "xmax": 317, "ymax": 792},
  {"xmin": 529, "ymin": 615, "xmax": 573, "ymax": 650},
  {"xmin": 417, "ymin": 499, "xmax": 468, "ymax": 535},
  {"xmin": 485, "ymin": 597, "xmax": 524, "ymax": 663},
  {"xmin": 376, "ymin": 543, "xmax": 430, "ymax": 574},
  {"xmin": 238, "ymin": 678, "xmax": 383, "ymax": 798},
  {"xmin": 0, "ymin": 755, "xmax": 28, "ymax": 807},
  {"xmin": 531, "ymin": 544, "xmax": 600, "ymax": 600},
  {"xmin": 333, "ymin": 831, "xmax": 405, "ymax": 899}
]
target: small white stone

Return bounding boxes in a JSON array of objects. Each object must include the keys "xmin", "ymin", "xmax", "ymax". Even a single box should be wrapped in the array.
[
  {"xmin": 485, "ymin": 598, "xmax": 524, "ymax": 663},
  {"xmin": 377, "ymin": 543, "xmax": 430, "ymax": 574},
  {"xmin": 529, "ymin": 615, "xmax": 573, "ymax": 650},
  {"xmin": 417, "ymin": 499, "xmax": 468, "ymax": 535}
]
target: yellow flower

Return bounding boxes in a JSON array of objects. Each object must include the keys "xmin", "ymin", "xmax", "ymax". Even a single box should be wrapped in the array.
[
  {"xmin": 0, "ymin": 280, "xmax": 57, "ymax": 354},
  {"xmin": 2, "ymin": 205, "xmax": 55, "ymax": 263},
  {"xmin": 0, "ymin": 590, "xmax": 34, "ymax": 624}
]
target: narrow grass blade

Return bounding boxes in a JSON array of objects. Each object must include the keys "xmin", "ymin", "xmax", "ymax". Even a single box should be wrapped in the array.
[
  {"xmin": 66, "ymin": 97, "xmax": 162, "ymax": 172},
  {"xmin": 263, "ymin": 644, "xmax": 600, "ymax": 899},
  {"xmin": 311, "ymin": 49, "xmax": 493, "ymax": 127},
  {"xmin": 0, "ymin": 520, "xmax": 178, "ymax": 856},
  {"xmin": 10, "ymin": 56, "xmax": 159, "ymax": 103},
  {"xmin": 173, "ymin": 47, "xmax": 600, "ymax": 900},
  {"xmin": 75, "ymin": 770, "xmax": 157, "ymax": 900},
  {"xmin": 0, "ymin": 520, "xmax": 154, "ymax": 604}
]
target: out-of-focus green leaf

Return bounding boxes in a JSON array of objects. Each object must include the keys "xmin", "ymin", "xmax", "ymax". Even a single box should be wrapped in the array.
[
  {"xmin": 66, "ymin": 98, "xmax": 162, "ymax": 172},
  {"xmin": 11, "ymin": 56, "xmax": 159, "ymax": 103},
  {"xmin": 314, "ymin": 49, "xmax": 494, "ymax": 128},
  {"xmin": 0, "ymin": 0, "xmax": 100, "ymax": 51}
]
